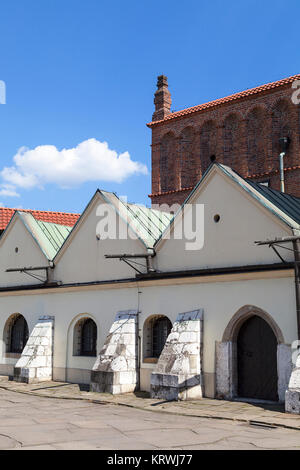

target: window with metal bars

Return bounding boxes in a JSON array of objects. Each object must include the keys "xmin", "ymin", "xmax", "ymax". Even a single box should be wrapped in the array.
[
  {"xmin": 152, "ymin": 317, "xmax": 172, "ymax": 358},
  {"xmin": 10, "ymin": 315, "xmax": 29, "ymax": 353},
  {"xmin": 80, "ymin": 318, "xmax": 97, "ymax": 356}
]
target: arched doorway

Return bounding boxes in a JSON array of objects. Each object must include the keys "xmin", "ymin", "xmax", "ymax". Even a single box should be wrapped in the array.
[
  {"xmin": 237, "ymin": 315, "xmax": 278, "ymax": 401},
  {"xmin": 217, "ymin": 305, "xmax": 287, "ymax": 402}
]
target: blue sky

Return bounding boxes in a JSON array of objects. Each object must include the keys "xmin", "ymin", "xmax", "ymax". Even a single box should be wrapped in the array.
[{"xmin": 0, "ymin": 0, "xmax": 299, "ymax": 213}]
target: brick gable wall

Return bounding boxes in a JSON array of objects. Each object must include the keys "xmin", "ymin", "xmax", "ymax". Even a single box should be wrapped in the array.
[{"xmin": 149, "ymin": 82, "xmax": 300, "ymax": 207}]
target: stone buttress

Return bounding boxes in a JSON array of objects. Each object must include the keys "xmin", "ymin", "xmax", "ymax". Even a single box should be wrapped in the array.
[
  {"xmin": 90, "ymin": 310, "xmax": 138, "ymax": 394},
  {"xmin": 13, "ymin": 316, "xmax": 54, "ymax": 383},
  {"xmin": 150, "ymin": 309, "xmax": 203, "ymax": 400},
  {"xmin": 285, "ymin": 351, "xmax": 300, "ymax": 414}
]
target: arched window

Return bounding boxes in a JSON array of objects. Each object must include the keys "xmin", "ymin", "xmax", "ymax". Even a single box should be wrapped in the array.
[
  {"xmin": 8, "ymin": 315, "xmax": 29, "ymax": 353},
  {"xmin": 143, "ymin": 315, "xmax": 172, "ymax": 360},
  {"xmin": 152, "ymin": 317, "xmax": 172, "ymax": 358},
  {"xmin": 81, "ymin": 319, "xmax": 97, "ymax": 356},
  {"xmin": 73, "ymin": 317, "xmax": 97, "ymax": 357}
]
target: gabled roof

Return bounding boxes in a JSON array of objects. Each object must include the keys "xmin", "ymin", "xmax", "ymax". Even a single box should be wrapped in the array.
[
  {"xmin": 154, "ymin": 163, "xmax": 300, "ymax": 247},
  {"xmin": 147, "ymin": 73, "xmax": 300, "ymax": 126},
  {"xmin": 0, "ymin": 207, "xmax": 80, "ymax": 231},
  {"xmin": 100, "ymin": 191, "xmax": 173, "ymax": 248},
  {"xmin": 246, "ymin": 180, "xmax": 300, "ymax": 226},
  {"xmin": 208, "ymin": 164, "xmax": 300, "ymax": 230},
  {"xmin": 53, "ymin": 189, "xmax": 173, "ymax": 262},
  {"xmin": 11, "ymin": 211, "xmax": 72, "ymax": 261}
]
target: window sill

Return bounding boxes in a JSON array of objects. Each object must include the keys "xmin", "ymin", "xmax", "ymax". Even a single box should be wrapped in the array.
[
  {"xmin": 143, "ymin": 357, "xmax": 158, "ymax": 364},
  {"xmin": 73, "ymin": 355, "xmax": 97, "ymax": 358},
  {"xmin": 4, "ymin": 353, "xmax": 21, "ymax": 359}
]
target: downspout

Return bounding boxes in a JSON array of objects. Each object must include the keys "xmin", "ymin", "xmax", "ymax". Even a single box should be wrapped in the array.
[
  {"xmin": 279, "ymin": 152, "xmax": 285, "ymax": 193},
  {"xmin": 278, "ymin": 136, "xmax": 290, "ymax": 193},
  {"xmin": 146, "ymin": 249, "xmax": 156, "ymax": 273}
]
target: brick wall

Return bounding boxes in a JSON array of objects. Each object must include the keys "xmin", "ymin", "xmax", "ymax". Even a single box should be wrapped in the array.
[{"xmin": 148, "ymin": 81, "xmax": 300, "ymax": 207}]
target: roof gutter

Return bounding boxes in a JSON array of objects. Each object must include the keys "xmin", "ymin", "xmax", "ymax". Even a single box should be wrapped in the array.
[
  {"xmin": 135, "ymin": 262, "xmax": 293, "ymax": 281},
  {"xmin": 0, "ymin": 262, "xmax": 293, "ymax": 294}
]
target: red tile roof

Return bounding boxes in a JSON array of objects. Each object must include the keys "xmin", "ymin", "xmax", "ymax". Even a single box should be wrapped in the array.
[
  {"xmin": 149, "ymin": 186, "xmax": 193, "ymax": 198},
  {"xmin": 149, "ymin": 165, "xmax": 300, "ymax": 198},
  {"xmin": 0, "ymin": 207, "xmax": 80, "ymax": 231},
  {"xmin": 147, "ymin": 73, "xmax": 300, "ymax": 127}
]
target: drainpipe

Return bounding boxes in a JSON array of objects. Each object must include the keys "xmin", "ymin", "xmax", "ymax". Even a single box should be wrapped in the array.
[
  {"xmin": 278, "ymin": 137, "xmax": 291, "ymax": 193},
  {"xmin": 279, "ymin": 152, "xmax": 285, "ymax": 193}
]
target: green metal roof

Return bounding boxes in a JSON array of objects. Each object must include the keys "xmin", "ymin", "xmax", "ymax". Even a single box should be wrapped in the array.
[
  {"xmin": 214, "ymin": 164, "xmax": 300, "ymax": 228},
  {"xmin": 17, "ymin": 211, "xmax": 72, "ymax": 260},
  {"xmin": 100, "ymin": 191, "xmax": 173, "ymax": 248},
  {"xmin": 246, "ymin": 180, "xmax": 300, "ymax": 225}
]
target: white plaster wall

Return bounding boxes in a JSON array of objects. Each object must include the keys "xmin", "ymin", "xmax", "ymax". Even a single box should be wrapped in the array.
[
  {"xmin": 155, "ymin": 171, "xmax": 293, "ymax": 272},
  {"xmin": 0, "ymin": 274, "xmax": 295, "ymax": 389},
  {"xmin": 0, "ymin": 217, "xmax": 48, "ymax": 287},
  {"xmin": 0, "ymin": 285, "xmax": 138, "ymax": 380},
  {"xmin": 54, "ymin": 194, "xmax": 149, "ymax": 284},
  {"xmin": 137, "ymin": 275, "xmax": 297, "ymax": 375}
]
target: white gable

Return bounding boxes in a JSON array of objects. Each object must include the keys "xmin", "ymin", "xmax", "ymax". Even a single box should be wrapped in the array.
[
  {"xmin": 54, "ymin": 192, "xmax": 150, "ymax": 283},
  {"xmin": 0, "ymin": 215, "xmax": 49, "ymax": 287},
  {"xmin": 155, "ymin": 167, "xmax": 294, "ymax": 272}
]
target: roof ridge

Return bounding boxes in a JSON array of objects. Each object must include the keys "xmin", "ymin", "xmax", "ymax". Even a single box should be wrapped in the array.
[
  {"xmin": 0, "ymin": 207, "xmax": 80, "ymax": 215},
  {"xmin": 0, "ymin": 207, "xmax": 80, "ymax": 231},
  {"xmin": 147, "ymin": 72, "xmax": 300, "ymax": 126}
]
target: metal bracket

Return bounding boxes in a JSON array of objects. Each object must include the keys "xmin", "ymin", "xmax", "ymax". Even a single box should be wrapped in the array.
[
  {"xmin": 104, "ymin": 252, "xmax": 156, "ymax": 274},
  {"xmin": 6, "ymin": 264, "xmax": 55, "ymax": 284}
]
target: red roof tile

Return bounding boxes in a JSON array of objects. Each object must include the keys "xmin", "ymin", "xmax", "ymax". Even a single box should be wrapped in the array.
[
  {"xmin": 149, "ymin": 165, "xmax": 300, "ymax": 198},
  {"xmin": 147, "ymin": 73, "xmax": 300, "ymax": 127},
  {"xmin": 0, "ymin": 207, "xmax": 80, "ymax": 231}
]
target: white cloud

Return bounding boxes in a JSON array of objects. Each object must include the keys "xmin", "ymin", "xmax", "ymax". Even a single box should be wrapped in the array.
[
  {"xmin": 0, "ymin": 184, "xmax": 20, "ymax": 197},
  {"xmin": 0, "ymin": 138, "xmax": 148, "ymax": 191}
]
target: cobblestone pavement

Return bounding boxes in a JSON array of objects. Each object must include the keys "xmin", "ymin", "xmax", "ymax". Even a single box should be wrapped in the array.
[
  {"xmin": 0, "ymin": 387, "xmax": 299, "ymax": 449},
  {"xmin": 0, "ymin": 376, "xmax": 300, "ymax": 431}
]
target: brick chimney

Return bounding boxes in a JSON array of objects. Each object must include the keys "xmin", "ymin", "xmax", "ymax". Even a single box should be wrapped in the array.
[{"xmin": 152, "ymin": 75, "xmax": 172, "ymax": 121}]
